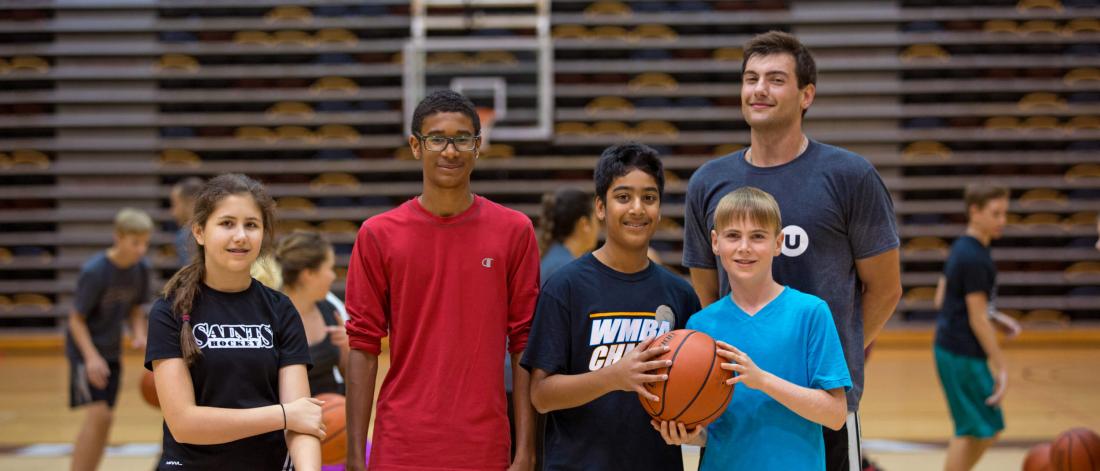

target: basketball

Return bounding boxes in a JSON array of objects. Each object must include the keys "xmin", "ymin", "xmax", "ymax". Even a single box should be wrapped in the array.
[
  {"xmin": 1023, "ymin": 442, "xmax": 1052, "ymax": 471},
  {"xmin": 639, "ymin": 329, "xmax": 733, "ymax": 429},
  {"xmin": 316, "ymin": 393, "xmax": 347, "ymax": 465},
  {"xmin": 1050, "ymin": 427, "xmax": 1100, "ymax": 471},
  {"xmin": 140, "ymin": 370, "xmax": 159, "ymax": 408}
]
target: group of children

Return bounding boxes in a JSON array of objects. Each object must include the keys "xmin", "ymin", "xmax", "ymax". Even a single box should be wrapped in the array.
[
  {"xmin": 65, "ymin": 30, "xmax": 1035, "ymax": 471},
  {"xmin": 66, "ymin": 94, "xmax": 852, "ymax": 471}
]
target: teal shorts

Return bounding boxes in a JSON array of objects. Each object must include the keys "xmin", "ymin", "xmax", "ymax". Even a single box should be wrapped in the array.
[{"xmin": 934, "ymin": 345, "xmax": 1005, "ymax": 438}]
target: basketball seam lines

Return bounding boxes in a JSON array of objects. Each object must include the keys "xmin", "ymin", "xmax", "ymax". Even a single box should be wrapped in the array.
[
  {"xmin": 670, "ymin": 333, "xmax": 716, "ymax": 424},
  {"xmin": 692, "ymin": 344, "xmax": 734, "ymax": 428},
  {"xmin": 653, "ymin": 330, "xmax": 695, "ymax": 418}
]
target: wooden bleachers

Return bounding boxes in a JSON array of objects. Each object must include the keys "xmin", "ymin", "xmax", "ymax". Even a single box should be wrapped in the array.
[{"xmin": 0, "ymin": 0, "xmax": 1098, "ymax": 330}]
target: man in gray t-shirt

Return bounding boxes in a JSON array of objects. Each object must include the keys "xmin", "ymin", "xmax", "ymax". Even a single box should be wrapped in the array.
[{"xmin": 683, "ymin": 31, "xmax": 901, "ymax": 471}]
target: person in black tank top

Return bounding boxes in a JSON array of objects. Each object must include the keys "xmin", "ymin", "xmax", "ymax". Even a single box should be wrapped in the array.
[{"xmin": 276, "ymin": 231, "xmax": 349, "ymax": 395}]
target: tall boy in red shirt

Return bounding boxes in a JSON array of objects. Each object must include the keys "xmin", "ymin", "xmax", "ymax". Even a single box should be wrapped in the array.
[{"xmin": 344, "ymin": 90, "xmax": 538, "ymax": 471}]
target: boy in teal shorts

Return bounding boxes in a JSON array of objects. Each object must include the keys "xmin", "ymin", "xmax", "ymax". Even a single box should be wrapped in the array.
[
  {"xmin": 654, "ymin": 186, "xmax": 850, "ymax": 470},
  {"xmin": 933, "ymin": 184, "xmax": 1018, "ymax": 471}
]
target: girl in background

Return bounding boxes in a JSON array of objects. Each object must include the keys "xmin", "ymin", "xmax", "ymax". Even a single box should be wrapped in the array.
[
  {"xmin": 276, "ymin": 230, "xmax": 350, "ymax": 395},
  {"xmin": 538, "ymin": 187, "xmax": 598, "ymax": 284}
]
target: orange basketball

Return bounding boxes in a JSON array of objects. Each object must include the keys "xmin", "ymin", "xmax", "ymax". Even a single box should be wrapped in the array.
[
  {"xmin": 1051, "ymin": 427, "xmax": 1100, "ymax": 471},
  {"xmin": 639, "ymin": 329, "xmax": 733, "ymax": 429},
  {"xmin": 1024, "ymin": 442, "xmax": 1053, "ymax": 471},
  {"xmin": 140, "ymin": 370, "xmax": 159, "ymax": 408},
  {"xmin": 315, "ymin": 393, "xmax": 347, "ymax": 465}
]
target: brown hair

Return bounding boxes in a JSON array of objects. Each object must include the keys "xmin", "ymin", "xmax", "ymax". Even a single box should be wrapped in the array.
[
  {"xmin": 172, "ymin": 177, "xmax": 205, "ymax": 202},
  {"xmin": 538, "ymin": 188, "xmax": 594, "ymax": 256},
  {"xmin": 964, "ymin": 184, "xmax": 1009, "ymax": 220},
  {"xmin": 742, "ymin": 30, "xmax": 817, "ymax": 90},
  {"xmin": 275, "ymin": 230, "xmax": 332, "ymax": 288},
  {"xmin": 162, "ymin": 173, "xmax": 276, "ymax": 365},
  {"xmin": 713, "ymin": 186, "xmax": 783, "ymax": 236}
]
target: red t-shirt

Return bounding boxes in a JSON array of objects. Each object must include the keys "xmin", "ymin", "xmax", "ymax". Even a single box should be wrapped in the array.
[{"xmin": 345, "ymin": 195, "xmax": 539, "ymax": 470}]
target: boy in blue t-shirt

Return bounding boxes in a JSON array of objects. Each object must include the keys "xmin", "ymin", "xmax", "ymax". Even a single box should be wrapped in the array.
[
  {"xmin": 521, "ymin": 143, "xmax": 701, "ymax": 470},
  {"xmin": 66, "ymin": 207, "xmax": 153, "ymax": 471},
  {"xmin": 656, "ymin": 186, "xmax": 851, "ymax": 470}
]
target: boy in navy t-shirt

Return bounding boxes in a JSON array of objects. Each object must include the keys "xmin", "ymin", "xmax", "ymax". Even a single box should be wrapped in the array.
[
  {"xmin": 657, "ymin": 187, "xmax": 850, "ymax": 470},
  {"xmin": 522, "ymin": 143, "xmax": 701, "ymax": 470},
  {"xmin": 67, "ymin": 207, "xmax": 153, "ymax": 471},
  {"xmin": 933, "ymin": 184, "xmax": 1018, "ymax": 470}
]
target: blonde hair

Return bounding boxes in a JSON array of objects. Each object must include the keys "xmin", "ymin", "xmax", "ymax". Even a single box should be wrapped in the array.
[
  {"xmin": 713, "ymin": 187, "xmax": 782, "ymax": 235},
  {"xmin": 251, "ymin": 255, "xmax": 283, "ymax": 290},
  {"xmin": 114, "ymin": 207, "xmax": 154, "ymax": 234}
]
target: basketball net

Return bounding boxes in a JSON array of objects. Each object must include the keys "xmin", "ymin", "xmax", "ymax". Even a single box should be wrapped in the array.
[{"xmin": 477, "ymin": 107, "xmax": 495, "ymax": 152}]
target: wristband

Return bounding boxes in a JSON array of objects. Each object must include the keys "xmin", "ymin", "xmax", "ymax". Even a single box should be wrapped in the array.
[{"xmin": 280, "ymin": 403, "xmax": 287, "ymax": 430}]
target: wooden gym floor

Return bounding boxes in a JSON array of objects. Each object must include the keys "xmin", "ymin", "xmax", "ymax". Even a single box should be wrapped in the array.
[{"xmin": 0, "ymin": 331, "xmax": 1097, "ymax": 470}]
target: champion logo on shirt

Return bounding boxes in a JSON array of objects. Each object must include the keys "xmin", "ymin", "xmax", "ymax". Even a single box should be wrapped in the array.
[
  {"xmin": 481, "ymin": 257, "xmax": 494, "ymax": 268},
  {"xmin": 586, "ymin": 306, "xmax": 674, "ymax": 371},
  {"xmin": 192, "ymin": 323, "xmax": 274, "ymax": 349}
]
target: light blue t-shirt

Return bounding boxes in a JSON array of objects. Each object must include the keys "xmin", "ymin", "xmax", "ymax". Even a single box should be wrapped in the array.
[
  {"xmin": 683, "ymin": 140, "xmax": 898, "ymax": 411},
  {"xmin": 539, "ymin": 242, "xmax": 576, "ymax": 287},
  {"xmin": 687, "ymin": 287, "xmax": 852, "ymax": 471}
]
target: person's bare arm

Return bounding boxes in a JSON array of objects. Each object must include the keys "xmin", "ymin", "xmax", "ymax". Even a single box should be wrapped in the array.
[
  {"xmin": 345, "ymin": 349, "xmax": 379, "ymax": 471},
  {"xmin": 282, "ymin": 364, "xmax": 322, "ymax": 471},
  {"xmin": 856, "ymin": 249, "xmax": 902, "ymax": 347},
  {"xmin": 965, "ymin": 292, "xmax": 1009, "ymax": 405},
  {"xmin": 689, "ymin": 268, "xmax": 719, "ymax": 307},
  {"xmin": 933, "ymin": 276, "xmax": 946, "ymax": 311},
  {"xmin": 718, "ymin": 342, "xmax": 847, "ymax": 430},
  {"xmin": 530, "ymin": 337, "xmax": 669, "ymax": 414},
  {"xmin": 509, "ymin": 353, "xmax": 534, "ymax": 471},
  {"xmin": 68, "ymin": 310, "xmax": 109, "ymax": 389},
  {"xmin": 129, "ymin": 305, "xmax": 147, "ymax": 350},
  {"xmin": 153, "ymin": 358, "xmax": 324, "ymax": 445}
]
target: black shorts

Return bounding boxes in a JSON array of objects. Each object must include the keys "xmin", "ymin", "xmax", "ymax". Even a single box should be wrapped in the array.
[
  {"xmin": 69, "ymin": 358, "xmax": 121, "ymax": 409},
  {"xmin": 823, "ymin": 412, "xmax": 862, "ymax": 471}
]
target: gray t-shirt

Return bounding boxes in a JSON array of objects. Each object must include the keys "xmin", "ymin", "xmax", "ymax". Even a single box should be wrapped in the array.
[
  {"xmin": 683, "ymin": 140, "xmax": 899, "ymax": 411},
  {"xmin": 65, "ymin": 252, "xmax": 151, "ymax": 361}
]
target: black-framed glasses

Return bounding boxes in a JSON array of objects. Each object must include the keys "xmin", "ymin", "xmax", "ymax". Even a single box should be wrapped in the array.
[{"xmin": 415, "ymin": 133, "xmax": 480, "ymax": 152}]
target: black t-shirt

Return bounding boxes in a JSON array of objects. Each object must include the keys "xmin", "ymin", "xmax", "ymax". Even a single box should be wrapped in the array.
[
  {"xmin": 65, "ymin": 252, "xmax": 151, "ymax": 361},
  {"xmin": 935, "ymin": 236, "xmax": 996, "ymax": 358},
  {"xmin": 145, "ymin": 279, "xmax": 313, "ymax": 470},
  {"xmin": 521, "ymin": 253, "xmax": 701, "ymax": 471},
  {"xmin": 307, "ymin": 300, "xmax": 344, "ymax": 396}
]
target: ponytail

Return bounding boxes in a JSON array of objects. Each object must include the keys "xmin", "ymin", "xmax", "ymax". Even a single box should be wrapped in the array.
[
  {"xmin": 163, "ymin": 253, "xmax": 205, "ymax": 365},
  {"xmin": 159, "ymin": 173, "xmax": 277, "ymax": 366},
  {"xmin": 538, "ymin": 188, "xmax": 594, "ymax": 258}
]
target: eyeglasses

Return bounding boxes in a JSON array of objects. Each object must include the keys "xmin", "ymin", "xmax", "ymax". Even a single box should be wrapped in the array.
[{"xmin": 415, "ymin": 133, "xmax": 480, "ymax": 152}]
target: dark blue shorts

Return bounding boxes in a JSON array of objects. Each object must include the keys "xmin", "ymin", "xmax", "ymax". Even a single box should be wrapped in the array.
[{"xmin": 69, "ymin": 358, "xmax": 122, "ymax": 409}]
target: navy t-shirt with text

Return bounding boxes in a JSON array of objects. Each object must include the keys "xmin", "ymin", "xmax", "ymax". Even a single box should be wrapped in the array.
[{"xmin": 521, "ymin": 253, "xmax": 701, "ymax": 471}]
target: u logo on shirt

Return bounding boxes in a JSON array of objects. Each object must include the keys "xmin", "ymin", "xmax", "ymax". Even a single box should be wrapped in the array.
[{"xmin": 781, "ymin": 225, "xmax": 809, "ymax": 257}]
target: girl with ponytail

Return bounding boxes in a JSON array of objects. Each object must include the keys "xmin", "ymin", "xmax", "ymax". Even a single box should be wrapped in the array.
[
  {"xmin": 537, "ymin": 187, "xmax": 598, "ymax": 284},
  {"xmin": 275, "ymin": 230, "xmax": 349, "ymax": 395},
  {"xmin": 144, "ymin": 173, "xmax": 324, "ymax": 470}
]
